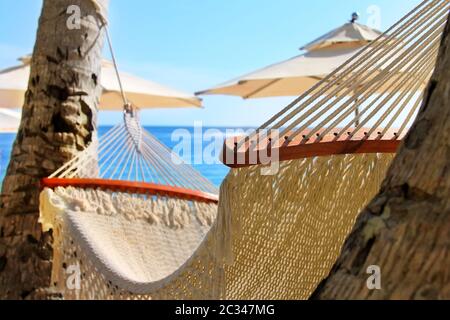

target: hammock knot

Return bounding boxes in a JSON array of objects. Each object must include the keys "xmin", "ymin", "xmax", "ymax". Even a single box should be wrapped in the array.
[{"xmin": 124, "ymin": 110, "xmax": 143, "ymax": 153}]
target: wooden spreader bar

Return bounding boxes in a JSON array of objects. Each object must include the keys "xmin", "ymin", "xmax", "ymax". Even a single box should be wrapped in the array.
[
  {"xmin": 41, "ymin": 178, "xmax": 219, "ymax": 204},
  {"xmin": 221, "ymin": 128, "xmax": 404, "ymax": 168}
]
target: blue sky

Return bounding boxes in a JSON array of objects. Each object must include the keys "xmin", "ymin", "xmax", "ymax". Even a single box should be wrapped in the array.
[{"xmin": 0, "ymin": 0, "xmax": 422, "ymax": 126}]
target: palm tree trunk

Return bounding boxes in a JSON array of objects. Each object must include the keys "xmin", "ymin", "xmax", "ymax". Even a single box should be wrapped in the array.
[
  {"xmin": 0, "ymin": 0, "xmax": 109, "ymax": 299},
  {"xmin": 311, "ymin": 15, "xmax": 450, "ymax": 300}
]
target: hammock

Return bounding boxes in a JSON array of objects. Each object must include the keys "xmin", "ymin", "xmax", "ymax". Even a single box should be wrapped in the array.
[
  {"xmin": 38, "ymin": 10, "xmax": 223, "ymax": 299},
  {"xmin": 39, "ymin": 112, "xmax": 222, "ymax": 299},
  {"xmin": 217, "ymin": 0, "xmax": 447, "ymax": 299},
  {"xmin": 38, "ymin": 0, "xmax": 446, "ymax": 300}
]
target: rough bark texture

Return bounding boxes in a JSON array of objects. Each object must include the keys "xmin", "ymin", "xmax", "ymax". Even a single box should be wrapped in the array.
[
  {"xmin": 311, "ymin": 16, "xmax": 450, "ymax": 300},
  {"xmin": 0, "ymin": 0, "xmax": 108, "ymax": 299}
]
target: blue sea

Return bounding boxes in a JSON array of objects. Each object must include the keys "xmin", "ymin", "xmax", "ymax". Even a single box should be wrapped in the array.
[{"xmin": 0, "ymin": 126, "xmax": 236, "ymax": 188}]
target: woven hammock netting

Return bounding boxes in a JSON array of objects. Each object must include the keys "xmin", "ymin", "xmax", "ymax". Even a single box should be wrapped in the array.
[{"xmin": 39, "ymin": 0, "xmax": 447, "ymax": 299}]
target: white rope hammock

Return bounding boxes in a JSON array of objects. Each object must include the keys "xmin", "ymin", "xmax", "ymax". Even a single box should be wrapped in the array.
[
  {"xmin": 39, "ymin": 5, "xmax": 221, "ymax": 298},
  {"xmin": 216, "ymin": 0, "xmax": 448, "ymax": 300},
  {"xmin": 38, "ymin": 0, "xmax": 447, "ymax": 300}
]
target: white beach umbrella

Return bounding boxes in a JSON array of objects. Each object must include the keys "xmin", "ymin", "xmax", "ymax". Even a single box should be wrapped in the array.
[
  {"xmin": 0, "ymin": 108, "xmax": 20, "ymax": 132},
  {"xmin": 197, "ymin": 46, "xmax": 367, "ymax": 99},
  {"xmin": 0, "ymin": 56, "xmax": 202, "ymax": 109},
  {"xmin": 197, "ymin": 15, "xmax": 386, "ymax": 99},
  {"xmin": 301, "ymin": 15, "xmax": 383, "ymax": 51}
]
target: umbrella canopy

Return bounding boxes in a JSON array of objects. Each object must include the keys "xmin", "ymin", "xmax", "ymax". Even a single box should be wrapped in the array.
[
  {"xmin": 0, "ymin": 56, "xmax": 202, "ymax": 109},
  {"xmin": 197, "ymin": 17, "xmax": 388, "ymax": 99},
  {"xmin": 0, "ymin": 108, "xmax": 20, "ymax": 132},
  {"xmin": 198, "ymin": 45, "xmax": 364, "ymax": 98},
  {"xmin": 301, "ymin": 19, "xmax": 382, "ymax": 51}
]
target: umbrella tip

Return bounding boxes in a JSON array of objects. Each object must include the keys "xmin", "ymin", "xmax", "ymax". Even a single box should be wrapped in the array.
[{"xmin": 350, "ymin": 12, "xmax": 360, "ymax": 23}]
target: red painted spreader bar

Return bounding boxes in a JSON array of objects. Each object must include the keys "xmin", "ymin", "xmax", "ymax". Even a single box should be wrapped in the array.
[
  {"xmin": 221, "ymin": 128, "xmax": 405, "ymax": 168},
  {"xmin": 41, "ymin": 178, "xmax": 219, "ymax": 204}
]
